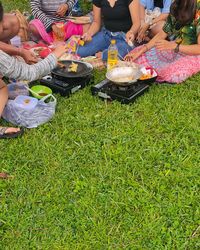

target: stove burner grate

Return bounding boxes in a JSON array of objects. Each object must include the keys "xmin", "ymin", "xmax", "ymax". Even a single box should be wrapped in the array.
[
  {"xmin": 91, "ymin": 79, "xmax": 150, "ymax": 104},
  {"xmin": 37, "ymin": 74, "xmax": 94, "ymax": 97}
]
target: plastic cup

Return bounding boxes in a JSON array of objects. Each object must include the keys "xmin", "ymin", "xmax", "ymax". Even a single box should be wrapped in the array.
[{"xmin": 10, "ymin": 36, "xmax": 22, "ymax": 48}]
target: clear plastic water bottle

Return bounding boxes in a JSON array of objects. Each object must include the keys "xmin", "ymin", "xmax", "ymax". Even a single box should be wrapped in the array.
[{"xmin": 107, "ymin": 39, "xmax": 118, "ymax": 71}]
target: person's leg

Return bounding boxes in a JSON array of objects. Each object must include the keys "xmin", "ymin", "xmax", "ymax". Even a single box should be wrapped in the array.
[
  {"xmin": 77, "ymin": 29, "xmax": 110, "ymax": 57},
  {"xmin": 101, "ymin": 32, "xmax": 133, "ymax": 61},
  {"xmin": 0, "ymin": 14, "xmax": 20, "ymax": 42},
  {"xmin": 0, "ymin": 79, "xmax": 8, "ymax": 116},
  {"xmin": 0, "ymin": 79, "xmax": 21, "ymax": 135}
]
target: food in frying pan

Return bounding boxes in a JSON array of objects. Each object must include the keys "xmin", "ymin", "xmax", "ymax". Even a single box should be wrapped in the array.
[{"xmin": 68, "ymin": 62, "xmax": 78, "ymax": 72}]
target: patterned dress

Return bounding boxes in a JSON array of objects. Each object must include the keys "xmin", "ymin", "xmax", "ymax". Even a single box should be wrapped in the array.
[{"xmin": 129, "ymin": 0, "xmax": 200, "ymax": 83}]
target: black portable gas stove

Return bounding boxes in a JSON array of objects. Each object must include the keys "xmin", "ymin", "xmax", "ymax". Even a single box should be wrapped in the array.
[
  {"xmin": 91, "ymin": 79, "xmax": 149, "ymax": 104},
  {"xmin": 40, "ymin": 74, "xmax": 94, "ymax": 97}
]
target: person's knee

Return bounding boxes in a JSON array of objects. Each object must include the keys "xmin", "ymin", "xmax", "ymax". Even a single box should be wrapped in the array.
[
  {"xmin": 0, "ymin": 79, "xmax": 8, "ymax": 97},
  {"xmin": 77, "ymin": 47, "xmax": 90, "ymax": 57}
]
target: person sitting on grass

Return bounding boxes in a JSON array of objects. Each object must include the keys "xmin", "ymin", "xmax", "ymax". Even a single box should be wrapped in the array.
[
  {"xmin": 125, "ymin": 0, "xmax": 200, "ymax": 84},
  {"xmin": 29, "ymin": 0, "xmax": 91, "ymax": 44},
  {"xmin": 0, "ymin": 3, "xmax": 69, "ymax": 139},
  {"xmin": 137, "ymin": 0, "xmax": 172, "ymax": 43},
  {"xmin": 0, "ymin": 42, "xmax": 68, "ymax": 139},
  {"xmin": 0, "ymin": 2, "xmax": 37, "ymax": 64},
  {"xmin": 77, "ymin": 0, "xmax": 140, "ymax": 60}
]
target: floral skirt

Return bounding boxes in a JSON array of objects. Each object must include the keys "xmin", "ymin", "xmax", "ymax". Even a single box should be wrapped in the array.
[{"xmin": 129, "ymin": 46, "xmax": 200, "ymax": 83}]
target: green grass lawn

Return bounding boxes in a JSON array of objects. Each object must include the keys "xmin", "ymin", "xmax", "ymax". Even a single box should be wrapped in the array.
[{"xmin": 1, "ymin": 1, "xmax": 200, "ymax": 249}]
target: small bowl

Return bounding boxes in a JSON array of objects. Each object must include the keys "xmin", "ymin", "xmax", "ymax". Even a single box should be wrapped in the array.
[
  {"xmin": 30, "ymin": 85, "xmax": 52, "ymax": 99},
  {"xmin": 139, "ymin": 67, "xmax": 157, "ymax": 84}
]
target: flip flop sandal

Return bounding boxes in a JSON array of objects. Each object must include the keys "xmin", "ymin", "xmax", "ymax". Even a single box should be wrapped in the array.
[{"xmin": 0, "ymin": 127, "xmax": 24, "ymax": 139}]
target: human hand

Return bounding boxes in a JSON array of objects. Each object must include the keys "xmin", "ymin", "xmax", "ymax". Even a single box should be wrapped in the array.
[
  {"xmin": 52, "ymin": 44, "xmax": 68, "ymax": 58},
  {"xmin": 20, "ymin": 49, "xmax": 38, "ymax": 64},
  {"xmin": 81, "ymin": 32, "xmax": 92, "ymax": 42},
  {"xmin": 126, "ymin": 30, "xmax": 135, "ymax": 46},
  {"xmin": 124, "ymin": 47, "xmax": 146, "ymax": 62},
  {"xmin": 155, "ymin": 40, "xmax": 177, "ymax": 51},
  {"xmin": 137, "ymin": 24, "xmax": 149, "ymax": 43},
  {"xmin": 52, "ymin": 24, "xmax": 65, "ymax": 40},
  {"xmin": 56, "ymin": 4, "xmax": 68, "ymax": 17}
]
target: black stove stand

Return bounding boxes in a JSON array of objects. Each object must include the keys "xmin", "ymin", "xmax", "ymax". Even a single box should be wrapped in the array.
[
  {"xmin": 91, "ymin": 79, "xmax": 149, "ymax": 104},
  {"xmin": 40, "ymin": 74, "xmax": 94, "ymax": 97}
]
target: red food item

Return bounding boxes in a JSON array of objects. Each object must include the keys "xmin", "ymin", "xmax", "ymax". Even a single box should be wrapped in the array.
[{"xmin": 39, "ymin": 48, "xmax": 52, "ymax": 58}]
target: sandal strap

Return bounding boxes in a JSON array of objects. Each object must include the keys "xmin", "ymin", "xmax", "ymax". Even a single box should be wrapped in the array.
[{"xmin": 0, "ymin": 127, "xmax": 8, "ymax": 135}]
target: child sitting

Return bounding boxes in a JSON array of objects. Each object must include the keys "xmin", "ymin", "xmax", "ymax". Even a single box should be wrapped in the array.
[
  {"xmin": 29, "ymin": 0, "xmax": 91, "ymax": 44},
  {"xmin": 137, "ymin": 0, "xmax": 172, "ymax": 43}
]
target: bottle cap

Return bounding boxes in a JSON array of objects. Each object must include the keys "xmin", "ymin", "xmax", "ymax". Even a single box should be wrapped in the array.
[{"xmin": 111, "ymin": 39, "xmax": 116, "ymax": 44}]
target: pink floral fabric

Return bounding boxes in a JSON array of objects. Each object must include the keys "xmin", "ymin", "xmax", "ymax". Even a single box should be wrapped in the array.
[{"xmin": 129, "ymin": 46, "xmax": 200, "ymax": 83}]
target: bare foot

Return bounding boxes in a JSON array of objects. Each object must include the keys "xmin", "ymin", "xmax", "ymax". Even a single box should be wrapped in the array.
[
  {"xmin": 0, "ymin": 127, "xmax": 23, "ymax": 139},
  {"xmin": 0, "ymin": 172, "xmax": 9, "ymax": 179},
  {"xmin": 4, "ymin": 127, "xmax": 21, "ymax": 134},
  {"xmin": 95, "ymin": 52, "xmax": 102, "ymax": 59}
]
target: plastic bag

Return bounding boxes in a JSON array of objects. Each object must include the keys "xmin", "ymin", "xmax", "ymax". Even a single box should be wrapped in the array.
[
  {"xmin": 2, "ymin": 94, "xmax": 56, "ymax": 128},
  {"xmin": 7, "ymin": 82, "xmax": 29, "ymax": 99}
]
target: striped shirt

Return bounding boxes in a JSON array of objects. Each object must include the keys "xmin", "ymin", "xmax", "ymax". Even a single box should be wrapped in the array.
[
  {"xmin": 0, "ymin": 50, "xmax": 57, "ymax": 81},
  {"xmin": 30, "ymin": 0, "xmax": 75, "ymax": 30}
]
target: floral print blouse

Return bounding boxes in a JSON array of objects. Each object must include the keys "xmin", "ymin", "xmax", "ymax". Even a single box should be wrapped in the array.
[{"xmin": 163, "ymin": 0, "xmax": 200, "ymax": 45}]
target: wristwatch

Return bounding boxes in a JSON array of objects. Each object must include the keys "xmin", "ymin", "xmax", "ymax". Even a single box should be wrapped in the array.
[
  {"xmin": 174, "ymin": 43, "xmax": 180, "ymax": 53},
  {"xmin": 174, "ymin": 41, "xmax": 182, "ymax": 53}
]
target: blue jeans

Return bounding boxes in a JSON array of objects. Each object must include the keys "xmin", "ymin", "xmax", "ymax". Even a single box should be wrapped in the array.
[{"xmin": 77, "ymin": 28, "xmax": 134, "ymax": 60}]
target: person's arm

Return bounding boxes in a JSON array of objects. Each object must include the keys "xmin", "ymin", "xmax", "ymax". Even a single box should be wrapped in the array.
[
  {"xmin": 126, "ymin": 0, "xmax": 140, "ymax": 42},
  {"xmin": 66, "ymin": 0, "xmax": 76, "ymax": 13},
  {"xmin": 139, "ymin": 1, "xmax": 145, "ymax": 25},
  {"xmin": 0, "ymin": 45, "xmax": 68, "ymax": 81},
  {"xmin": 30, "ymin": 0, "xmax": 55, "ymax": 30},
  {"xmin": 56, "ymin": 0, "xmax": 76, "ymax": 17},
  {"xmin": 137, "ymin": 13, "xmax": 168, "ymax": 42},
  {"xmin": 155, "ymin": 34, "xmax": 200, "ymax": 55},
  {"xmin": 136, "ymin": 1, "xmax": 149, "ymax": 41},
  {"xmin": 154, "ymin": 9, "xmax": 200, "ymax": 56},
  {"xmin": 0, "ymin": 41, "xmax": 38, "ymax": 64},
  {"xmin": 82, "ymin": 5, "xmax": 101, "ymax": 41},
  {"xmin": 125, "ymin": 29, "xmax": 167, "ymax": 61}
]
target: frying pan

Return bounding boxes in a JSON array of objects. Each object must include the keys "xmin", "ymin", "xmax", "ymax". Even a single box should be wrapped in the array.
[
  {"xmin": 51, "ymin": 60, "xmax": 93, "ymax": 81},
  {"xmin": 106, "ymin": 66, "xmax": 142, "ymax": 86}
]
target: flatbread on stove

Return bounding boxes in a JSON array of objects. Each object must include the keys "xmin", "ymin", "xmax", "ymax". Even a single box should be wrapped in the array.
[{"xmin": 68, "ymin": 62, "xmax": 78, "ymax": 72}]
